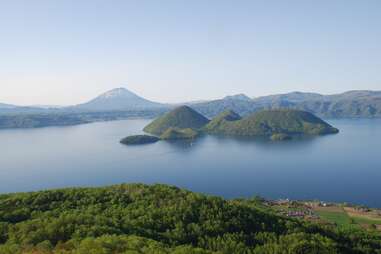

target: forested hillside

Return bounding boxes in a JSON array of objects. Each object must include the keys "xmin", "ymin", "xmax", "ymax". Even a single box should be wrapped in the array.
[
  {"xmin": 0, "ymin": 184, "xmax": 380, "ymax": 253},
  {"xmin": 144, "ymin": 106, "xmax": 209, "ymax": 135},
  {"xmin": 203, "ymin": 109, "xmax": 338, "ymax": 137}
]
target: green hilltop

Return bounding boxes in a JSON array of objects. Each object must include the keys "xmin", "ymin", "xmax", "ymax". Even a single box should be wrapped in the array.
[
  {"xmin": 204, "ymin": 109, "xmax": 339, "ymax": 137},
  {"xmin": 202, "ymin": 109, "xmax": 241, "ymax": 131},
  {"xmin": 143, "ymin": 105, "xmax": 209, "ymax": 135},
  {"xmin": 0, "ymin": 183, "xmax": 380, "ymax": 253}
]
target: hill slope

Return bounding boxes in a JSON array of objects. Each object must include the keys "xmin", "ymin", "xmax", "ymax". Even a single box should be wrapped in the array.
[
  {"xmin": 204, "ymin": 109, "xmax": 339, "ymax": 136},
  {"xmin": 0, "ymin": 183, "xmax": 380, "ymax": 253},
  {"xmin": 143, "ymin": 105, "xmax": 209, "ymax": 135},
  {"xmin": 159, "ymin": 127, "xmax": 199, "ymax": 140},
  {"xmin": 202, "ymin": 110, "xmax": 242, "ymax": 131}
]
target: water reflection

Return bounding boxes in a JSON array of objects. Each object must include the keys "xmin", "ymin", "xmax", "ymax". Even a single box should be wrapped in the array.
[{"xmin": 0, "ymin": 119, "xmax": 380, "ymax": 208}]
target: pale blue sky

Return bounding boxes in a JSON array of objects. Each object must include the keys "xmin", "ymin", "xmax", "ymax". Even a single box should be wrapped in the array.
[{"xmin": 1, "ymin": 0, "xmax": 381, "ymax": 105}]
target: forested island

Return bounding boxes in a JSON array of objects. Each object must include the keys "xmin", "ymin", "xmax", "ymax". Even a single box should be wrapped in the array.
[
  {"xmin": 120, "ymin": 135, "xmax": 160, "ymax": 145},
  {"xmin": 0, "ymin": 183, "xmax": 380, "ymax": 253},
  {"xmin": 121, "ymin": 106, "xmax": 338, "ymax": 144}
]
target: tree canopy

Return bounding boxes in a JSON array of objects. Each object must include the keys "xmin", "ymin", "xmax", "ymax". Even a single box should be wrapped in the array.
[{"xmin": 0, "ymin": 183, "xmax": 379, "ymax": 253}]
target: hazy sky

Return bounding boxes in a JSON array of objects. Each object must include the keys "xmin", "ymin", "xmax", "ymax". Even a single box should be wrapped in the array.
[{"xmin": 1, "ymin": 0, "xmax": 381, "ymax": 105}]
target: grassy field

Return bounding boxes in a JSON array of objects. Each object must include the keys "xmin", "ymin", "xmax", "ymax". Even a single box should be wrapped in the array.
[
  {"xmin": 315, "ymin": 209, "xmax": 352, "ymax": 226},
  {"xmin": 344, "ymin": 207, "xmax": 381, "ymax": 225},
  {"xmin": 352, "ymin": 216, "xmax": 381, "ymax": 225},
  {"xmin": 314, "ymin": 206, "xmax": 381, "ymax": 230}
]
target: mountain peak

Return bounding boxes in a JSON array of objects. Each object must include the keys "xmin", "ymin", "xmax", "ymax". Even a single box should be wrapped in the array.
[
  {"xmin": 143, "ymin": 106, "xmax": 210, "ymax": 135},
  {"xmin": 98, "ymin": 87, "xmax": 138, "ymax": 99},
  {"xmin": 224, "ymin": 94, "xmax": 252, "ymax": 101},
  {"xmin": 75, "ymin": 87, "xmax": 164, "ymax": 111}
]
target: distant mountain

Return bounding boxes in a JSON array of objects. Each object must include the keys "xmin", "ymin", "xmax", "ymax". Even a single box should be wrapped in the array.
[
  {"xmin": 203, "ymin": 109, "xmax": 339, "ymax": 137},
  {"xmin": 192, "ymin": 97, "xmax": 259, "ymax": 118},
  {"xmin": 75, "ymin": 87, "xmax": 165, "ymax": 111},
  {"xmin": 0, "ymin": 104, "xmax": 52, "ymax": 115},
  {"xmin": 193, "ymin": 90, "xmax": 381, "ymax": 118},
  {"xmin": 328, "ymin": 90, "xmax": 381, "ymax": 100},
  {"xmin": 0, "ymin": 103, "xmax": 18, "ymax": 109},
  {"xmin": 0, "ymin": 87, "xmax": 168, "ymax": 129},
  {"xmin": 223, "ymin": 93, "xmax": 252, "ymax": 101},
  {"xmin": 255, "ymin": 92, "xmax": 324, "ymax": 104},
  {"xmin": 143, "ymin": 106, "xmax": 209, "ymax": 135},
  {"xmin": 254, "ymin": 90, "xmax": 381, "ymax": 118},
  {"xmin": 31, "ymin": 105, "xmax": 65, "ymax": 109}
]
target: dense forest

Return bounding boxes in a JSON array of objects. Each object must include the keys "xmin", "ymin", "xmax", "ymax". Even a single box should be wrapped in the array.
[{"xmin": 0, "ymin": 183, "xmax": 380, "ymax": 253}]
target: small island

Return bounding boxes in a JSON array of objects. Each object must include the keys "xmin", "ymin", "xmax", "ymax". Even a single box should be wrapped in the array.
[
  {"xmin": 120, "ymin": 135, "xmax": 159, "ymax": 145},
  {"xmin": 121, "ymin": 106, "xmax": 339, "ymax": 145}
]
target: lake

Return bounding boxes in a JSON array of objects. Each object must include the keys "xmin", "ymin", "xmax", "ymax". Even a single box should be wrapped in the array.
[{"xmin": 0, "ymin": 119, "xmax": 380, "ymax": 207}]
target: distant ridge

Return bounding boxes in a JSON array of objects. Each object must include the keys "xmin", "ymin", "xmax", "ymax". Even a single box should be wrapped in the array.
[
  {"xmin": 254, "ymin": 91, "xmax": 324, "ymax": 104},
  {"xmin": 0, "ymin": 103, "xmax": 18, "ymax": 109},
  {"xmin": 74, "ymin": 87, "xmax": 165, "ymax": 111},
  {"xmin": 193, "ymin": 90, "xmax": 381, "ymax": 118},
  {"xmin": 224, "ymin": 94, "xmax": 252, "ymax": 101}
]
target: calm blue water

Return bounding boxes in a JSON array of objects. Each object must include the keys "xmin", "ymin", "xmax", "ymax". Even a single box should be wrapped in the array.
[{"xmin": 0, "ymin": 119, "xmax": 380, "ymax": 207}]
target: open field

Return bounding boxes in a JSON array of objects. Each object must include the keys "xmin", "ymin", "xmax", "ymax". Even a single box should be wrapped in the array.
[
  {"xmin": 344, "ymin": 207, "xmax": 381, "ymax": 224},
  {"xmin": 315, "ymin": 208, "xmax": 352, "ymax": 226},
  {"xmin": 267, "ymin": 201, "xmax": 381, "ymax": 232},
  {"xmin": 313, "ymin": 206, "xmax": 381, "ymax": 230}
]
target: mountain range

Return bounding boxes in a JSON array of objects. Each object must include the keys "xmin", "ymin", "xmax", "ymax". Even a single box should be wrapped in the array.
[
  {"xmin": 193, "ymin": 90, "xmax": 381, "ymax": 118},
  {"xmin": 1, "ymin": 88, "xmax": 381, "ymax": 120}
]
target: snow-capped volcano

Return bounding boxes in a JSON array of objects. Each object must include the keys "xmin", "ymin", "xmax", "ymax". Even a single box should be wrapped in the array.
[
  {"xmin": 75, "ymin": 87, "xmax": 165, "ymax": 111},
  {"xmin": 98, "ymin": 87, "xmax": 137, "ymax": 99}
]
